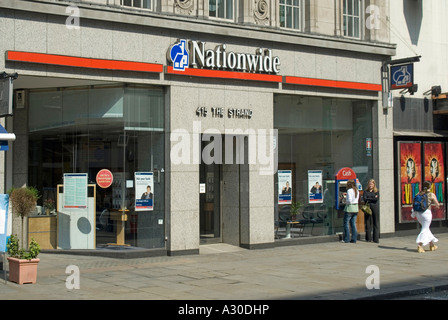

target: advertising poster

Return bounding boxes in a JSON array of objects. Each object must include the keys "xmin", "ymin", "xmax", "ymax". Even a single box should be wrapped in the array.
[
  {"xmin": 399, "ymin": 142, "xmax": 422, "ymax": 222},
  {"xmin": 0, "ymin": 194, "xmax": 9, "ymax": 252},
  {"xmin": 278, "ymin": 170, "xmax": 292, "ymax": 204},
  {"xmin": 424, "ymin": 142, "xmax": 445, "ymax": 220},
  {"xmin": 308, "ymin": 170, "xmax": 323, "ymax": 203},
  {"xmin": 63, "ymin": 173, "xmax": 88, "ymax": 209},
  {"xmin": 135, "ymin": 172, "xmax": 154, "ymax": 211}
]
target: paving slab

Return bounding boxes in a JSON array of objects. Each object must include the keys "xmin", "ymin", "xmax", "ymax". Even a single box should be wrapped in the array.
[{"xmin": 1, "ymin": 233, "xmax": 447, "ymax": 302}]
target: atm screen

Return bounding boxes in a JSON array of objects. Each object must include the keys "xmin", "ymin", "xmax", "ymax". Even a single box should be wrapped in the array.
[
  {"xmin": 338, "ymin": 181, "xmax": 348, "ymax": 206},
  {"xmin": 339, "ymin": 181, "xmax": 347, "ymax": 193}
]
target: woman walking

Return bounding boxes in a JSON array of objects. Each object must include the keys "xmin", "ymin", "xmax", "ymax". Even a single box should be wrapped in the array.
[
  {"xmin": 412, "ymin": 181, "xmax": 440, "ymax": 253},
  {"xmin": 342, "ymin": 180, "xmax": 359, "ymax": 243},
  {"xmin": 362, "ymin": 179, "xmax": 380, "ymax": 243}
]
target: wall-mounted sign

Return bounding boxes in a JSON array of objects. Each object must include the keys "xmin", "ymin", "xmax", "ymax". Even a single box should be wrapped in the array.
[
  {"xmin": 0, "ymin": 75, "xmax": 14, "ymax": 117},
  {"xmin": 196, "ymin": 106, "xmax": 253, "ymax": 119},
  {"xmin": 390, "ymin": 63, "xmax": 414, "ymax": 90},
  {"xmin": 96, "ymin": 169, "xmax": 113, "ymax": 188},
  {"xmin": 168, "ymin": 39, "xmax": 280, "ymax": 74}
]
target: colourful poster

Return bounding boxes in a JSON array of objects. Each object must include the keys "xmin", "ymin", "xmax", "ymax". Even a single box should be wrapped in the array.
[
  {"xmin": 424, "ymin": 142, "xmax": 445, "ymax": 220},
  {"xmin": 135, "ymin": 172, "xmax": 154, "ymax": 211},
  {"xmin": 278, "ymin": 170, "xmax": 292, "ymax": 204},
  {"xmin": 308, "ymin": 170, "xmax": 323, "ymax": 203},
  {"xmin": 399, "ymin": 142, "xmax": 422, "ymax": 222}
]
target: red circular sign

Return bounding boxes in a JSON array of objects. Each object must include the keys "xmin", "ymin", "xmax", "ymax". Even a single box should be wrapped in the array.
[{"xmin": 96, "ymin": 169, "xmax": 113, "ymax": 188}]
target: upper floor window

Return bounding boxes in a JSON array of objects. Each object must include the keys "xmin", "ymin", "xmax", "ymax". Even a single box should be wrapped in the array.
[
  {"xmin": 279, "ymin": 0, "xmax": 302, "ymax": 30},
  {"xmin": 121, "ymin": 0, "xmax": 151, "ymax": 10},
  {"xmin": 209, "ymin": 0, "xmax": 233, "ymax": 20},
  {"xmin": 343, "ymin": 0, "xmax": 361, "ymax": 38}
]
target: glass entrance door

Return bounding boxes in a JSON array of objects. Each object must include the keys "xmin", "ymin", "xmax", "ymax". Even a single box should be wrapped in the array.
[{"xmin": 199, "ymin": 141, "xmax": 222, "ymax": 243}]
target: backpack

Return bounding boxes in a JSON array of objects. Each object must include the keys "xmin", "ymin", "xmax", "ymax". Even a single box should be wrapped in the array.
[{"xmin": 413, "ymin": 193, "xmax": 430, "ymax": 212}]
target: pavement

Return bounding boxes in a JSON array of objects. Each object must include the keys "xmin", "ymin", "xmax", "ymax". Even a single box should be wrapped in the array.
[{"xmin": 1, "ymin": 233, "xmax": 448, "ymax": 301}]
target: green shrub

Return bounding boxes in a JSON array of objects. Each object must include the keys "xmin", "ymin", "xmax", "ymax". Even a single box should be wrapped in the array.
[{"xmin": 7, "ymin": 234, "xmax": 40, "ymax": 260}]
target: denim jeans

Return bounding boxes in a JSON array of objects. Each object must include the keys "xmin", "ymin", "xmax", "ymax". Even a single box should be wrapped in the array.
[{"xmin": 343, "ymin": 212, "xmax": 358, "ymax": 243}]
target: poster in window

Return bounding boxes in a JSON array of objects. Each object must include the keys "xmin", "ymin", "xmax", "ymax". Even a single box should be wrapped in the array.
[
  {"xmin": 308, "ymin": 170, "xmax": 323, "ymax": 204},
  {"xmin": 399, "ymin": 142, "xmax": 422, "ymax": 223},
  {"xmin": 278, "ymin": 170, "xmax": 292, "ymax": 204},
  {"xmin": 135, "ymin": 172, "xmax": 154, "ymax": 211},
  {"xmin": 424, "ymin": 142, "xmax": 445, "ymax": 220},
  {"xmin": 63, "ymin": 173, "xmax": 88, "ymax": 209}
]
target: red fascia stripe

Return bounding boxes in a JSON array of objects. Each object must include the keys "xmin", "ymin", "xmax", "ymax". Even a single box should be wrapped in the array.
[
  {"xmin": 391, "ymin": 84, "xmax": 412, "ymax": 90},
  {"xmin": 166, "ymin": 66, "xmax": 282, "ymax": 83},
  {"xmin": 284, "ymin": 76, "xmax": 382, "ymax": 92},
  {"xmin": 6, "ymin": 51, "xmax": 163, "ymax": 73}
]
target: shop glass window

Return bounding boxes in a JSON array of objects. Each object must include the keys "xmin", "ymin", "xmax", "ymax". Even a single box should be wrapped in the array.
[
  {"xmin": 28, "ymin": 85, "xmax": 165, "ymax": 250},
  {"xmin": 279, "ymin": 0, "xmax": 302, "ymax": 30},
  {"xmin": 274, "ymin": 95, "xmax": 373, "ymax": 238},
  {"xmin": 209, "ymin": 0, "xmax": 233, "ymax": 20},
  {"xmin": 343, "ymin": 0, "xmax": 361, "ymax": 38},
  {"xmin": 121, "ymin": 0, "xmax": 151, "ymax": 10}
]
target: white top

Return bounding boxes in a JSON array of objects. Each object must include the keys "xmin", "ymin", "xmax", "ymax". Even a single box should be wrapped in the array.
[{"xmin": 346, "ymin": 188, "xmax": 359, "ymax": 205}]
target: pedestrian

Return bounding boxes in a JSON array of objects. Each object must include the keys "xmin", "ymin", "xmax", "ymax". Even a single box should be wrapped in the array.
[
  {"xmin": 412, "ymin": 181, "xmax": 440, "ymax": 253},
  {"xmin": 362, "ymin": 179, "xmax": 380, "ymax": 243},
  {"xmin": 342, "ymin": 179, "xmax": 359, "ymax": 243}
]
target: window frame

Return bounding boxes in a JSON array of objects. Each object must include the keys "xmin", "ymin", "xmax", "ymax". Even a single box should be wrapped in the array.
[
  {"xmin": 279, "ymin": 0, "xmax": 303, "ymax": 31},
  {"xmin": 119, "ymin": 0, "xmax": 152, "ymax": 11},
  {"xmin": 342, "ymin": 0, "xmax": 363, "ymax": 39},
  {"xmin": 209, "ymin": 0, "xmax": 235, "ymax": 21}
]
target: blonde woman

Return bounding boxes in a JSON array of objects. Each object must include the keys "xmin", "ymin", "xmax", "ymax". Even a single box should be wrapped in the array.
[
  {"xmin": 342, "ymin": 180, "xmax": 359, "ymax": 243},
  {"xmin": 413, "ymin": 181, "xmax": 440, "ymax": 253},
  {"xmin": 362, "ymin": 179, "xmax": 380, "ymax": 243}
]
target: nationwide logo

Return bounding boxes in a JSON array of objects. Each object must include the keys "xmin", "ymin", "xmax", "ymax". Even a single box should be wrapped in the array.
[
  {"xmin": 167, "ymin": 39, "xmax": 280, "ymax": 74},
  {"xmin": 169, "ymin": 39, "xmax": 189, "ymax": 71}
]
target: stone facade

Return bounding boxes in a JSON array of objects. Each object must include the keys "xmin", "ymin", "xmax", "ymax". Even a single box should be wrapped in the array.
[{"xmin": 0, "ymin": 0, "xmax": 397, "ymax": 254}]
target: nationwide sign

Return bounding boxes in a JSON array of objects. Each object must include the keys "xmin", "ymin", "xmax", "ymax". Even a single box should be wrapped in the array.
[
  {"xmin": 6, "ymin": 50, "xmax": 382, "ymax": 91},
  {"xmin": 167, "ymin": 39, "xmax": 281, "ymax": 74},
  {"xmin": 390, "ymin": 63, "xmax": 414, "ymax": 90}
]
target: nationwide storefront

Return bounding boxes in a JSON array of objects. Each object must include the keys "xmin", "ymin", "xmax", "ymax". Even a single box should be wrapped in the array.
[{"xmin": 0, "ymin": 1, "xmax": 396, "ymax": 256}]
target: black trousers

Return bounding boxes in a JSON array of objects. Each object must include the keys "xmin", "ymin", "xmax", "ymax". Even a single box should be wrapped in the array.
[{"xmin": 364, "ymin": 203, "xmax": 379, "ymax": 242}]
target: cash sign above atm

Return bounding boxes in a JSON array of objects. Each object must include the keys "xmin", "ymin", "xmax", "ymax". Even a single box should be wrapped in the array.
[{"xmin": 335, "ymin": 167, "xmax": 361, "ymax": 210}]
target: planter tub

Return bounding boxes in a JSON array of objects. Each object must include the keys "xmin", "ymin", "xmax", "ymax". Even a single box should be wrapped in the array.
[{"xmin": 7, "ymin": 257, "xmax": 40, "ymax": 284}]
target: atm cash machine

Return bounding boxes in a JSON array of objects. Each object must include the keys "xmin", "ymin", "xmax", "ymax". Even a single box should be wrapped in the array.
[{"xmin": 335, "ymin": 167, "xmax": 361, "ymax": 210}]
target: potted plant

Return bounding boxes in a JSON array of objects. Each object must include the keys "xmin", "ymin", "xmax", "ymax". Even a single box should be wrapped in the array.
[
  {"xmin": 8, "ymin": 186, "xmax": 40, "ymax": 245},
  {"xmin": 43, "ymin": 198, "xmax": 55, "ymax": 215},
  {"xmin": 290, "ymin": 201, "xmax": 303, "ymax": 221},
  {"xmin": 7, "ymin": 234, "xmax": 41, "ymax": 284}
]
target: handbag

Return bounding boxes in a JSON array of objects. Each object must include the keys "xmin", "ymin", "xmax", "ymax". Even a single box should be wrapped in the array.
[{"xmin": 361, "ymin": 203, "xmax": 372, "ymax": 215}]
